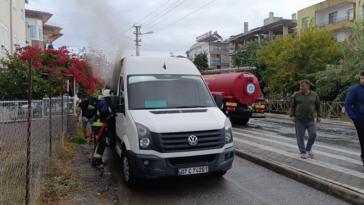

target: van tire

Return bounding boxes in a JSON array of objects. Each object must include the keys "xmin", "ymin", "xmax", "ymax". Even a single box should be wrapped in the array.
[
  {"xmin": 230, "ymin": 117, "xmax": 249, "ymax": 126},
  {"xmin": 210, "ymin": 171, "xmax": 227, "ymax": 177},
  {"xmin": 122, "ymin": 151, "xmax": 139, "ymax": 188}
]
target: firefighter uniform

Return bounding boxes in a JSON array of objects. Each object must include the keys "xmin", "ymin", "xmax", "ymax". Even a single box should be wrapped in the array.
[{"xmin": 91, "ymin": 99, "xmax": 110, "ymax": 168}]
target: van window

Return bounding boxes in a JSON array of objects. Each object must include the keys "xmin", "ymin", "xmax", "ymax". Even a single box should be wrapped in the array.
[
  {"xmin": 119, "ymin": 76, "xmax": 124, "ymax": 92},
  {"xmin": 128, "ymin": 75, "xmax": 215, "ymax": 109}
]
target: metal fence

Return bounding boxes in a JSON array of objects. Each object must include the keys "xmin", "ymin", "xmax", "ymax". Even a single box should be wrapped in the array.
[
  {"xmin": 0, "ymin": 96, "xmax": 76, "ymax": 204},
  {"xmin": 262, "ymin": 100, "xmax": 347, "ymax": 118}
]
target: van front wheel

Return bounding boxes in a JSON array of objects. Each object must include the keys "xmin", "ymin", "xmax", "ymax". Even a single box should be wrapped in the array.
[{"xmin": 122, "ymin": 152, "xmax": 138, "ymax": 188}]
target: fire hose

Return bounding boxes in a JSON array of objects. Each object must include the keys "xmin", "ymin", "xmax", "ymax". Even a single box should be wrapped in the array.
[{"xmin": 94, "ymin": 121, "xmax": 108, "ymax": 152}]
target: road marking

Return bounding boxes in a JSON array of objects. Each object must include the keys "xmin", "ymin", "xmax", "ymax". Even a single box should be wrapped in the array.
[
  {"xmin": 234, "ymin": 128, "xmax": 358, "ymax": 156},
  {"xmin": 233, "ymin": 138, "xmax": 364, "ymax": 194},
  {"xmin": 234, "ymin": 138, "xmax": 364, "ymax": 179},
  {"xmin": 233, "ymin": 131, "xmax": 363, "ymax": 166}
]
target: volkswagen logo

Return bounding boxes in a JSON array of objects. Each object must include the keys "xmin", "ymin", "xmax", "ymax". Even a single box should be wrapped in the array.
[{"xmin": 188, "ymin": 135, "xmax": 198, "ymax": 146}]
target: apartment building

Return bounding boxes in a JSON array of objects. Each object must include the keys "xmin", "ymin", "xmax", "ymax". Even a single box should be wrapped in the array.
[
  {"xmin": 0, "ymin": 0, "xmax": 29, "ymax": 59},
  {"xmin": 229, "ymin": 12, "xmax": 297, "ymax": 54},
  {"xmin": 298, "ymin": 0, "xmax": 364, "ymax": 42},
  {"xmin": 187, "ymin": 31, "xmax": 230, "ymax": 69},
  {"xmin": 25, "ymin": 9, "xmax": 63, "ymax": 48}
]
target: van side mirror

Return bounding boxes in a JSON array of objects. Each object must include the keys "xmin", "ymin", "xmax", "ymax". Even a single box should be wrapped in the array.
[
  {"xmin": 110, "ymin": 96, "xmax": 120, "ymax": 112},
  {"xmin": 215, "ymin": 94, "xmax": 223, "ymax": 109}
]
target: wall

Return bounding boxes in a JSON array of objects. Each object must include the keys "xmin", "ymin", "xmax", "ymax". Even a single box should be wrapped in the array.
[
  {"xmin": 297, "ymin": 5, "xmax": 316, "ymax": 32},
  {"xmin": 316, "ymin": 3, "xmax": 354, "ymax": 24},
  {"xmin": 334, "ymin": 28, "xmax": 352, "ymax": 41},
  {"xmin": 0, "ymin": 0, "xmax": 27, "ymax": 60},
  {"xmin": 0, "ymin": 0, "xmax": 10, "ymax": 60}
]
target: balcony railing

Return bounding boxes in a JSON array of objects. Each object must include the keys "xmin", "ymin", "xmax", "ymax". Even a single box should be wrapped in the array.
[
  {"xmin": 210, "ymin": 48, "xmax": 229, "ymax": 51},
  {"xmin": 211, "ymin": 60, "xmax": 221, "ymax": 63},
  {"xmin": 316, "ymin": 15, "xmax": 354, "ymax": 28}
]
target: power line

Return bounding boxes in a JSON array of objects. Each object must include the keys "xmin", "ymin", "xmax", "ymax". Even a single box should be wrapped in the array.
[
  {"xmin": 142, "ymin": 0, "xmax": 187, "ymax": 28},
  {"xmin": 141, "ymin": 0, "xmax": 182, "ymax": 26},
  {"xmin": 142, "ymin": 0, "xmax": 215, "ymax": 40},
  {"xmin": 143, "ymin": 0, "xmax": 198, "ymax": 31},
  {"xmin": 134, "ymin": 0, "xmax": 171, "ymax": 25},
  {"xmin": 90, "ymin": 26, "xmax": 133, "ymax": 47}
]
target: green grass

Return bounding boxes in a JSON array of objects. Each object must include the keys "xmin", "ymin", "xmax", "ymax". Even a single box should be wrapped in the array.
[
  {"xmin": 69, "ymin": 123, "xmax": 88, "ymax": 145},
  {"xmin": 69, "ymin": 137, "xmax": 87, "ymax": 145}
]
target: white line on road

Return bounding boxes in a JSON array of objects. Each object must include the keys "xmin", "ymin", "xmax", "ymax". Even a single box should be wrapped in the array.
[
  {"xmin": 233, "ymin": 131, "xmax": 363, "ymax": 166},
  {"xmin": 233, "ymin": 138, "xmax": 364, "ymax": 186},
  {"xmin": 234, "ymin": 128, "xmax": 358, "ymax": 156}
]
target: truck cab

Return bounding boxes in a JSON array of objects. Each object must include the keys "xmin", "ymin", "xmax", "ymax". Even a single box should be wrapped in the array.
[{"xmin": 108, "ymin": 57, "xmax": 234, "ymax": 188}]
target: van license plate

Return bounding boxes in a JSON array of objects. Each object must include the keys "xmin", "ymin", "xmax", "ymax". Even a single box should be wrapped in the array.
[
  {"xmin": 178, "ymin": 166, "xmax": 208, "ymax": 176},
  {"xmin": 252, "ymin": 113, "xmax": 265, "ymax": 117}
]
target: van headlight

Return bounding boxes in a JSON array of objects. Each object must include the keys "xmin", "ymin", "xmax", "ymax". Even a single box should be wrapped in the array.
[
  {"xmin": 225, "ymin": 118, "xmax": 233, "ymax": 143},
  {"xmin": 136, "ymin": 123, "xmax": 152, "ymax": 149}
]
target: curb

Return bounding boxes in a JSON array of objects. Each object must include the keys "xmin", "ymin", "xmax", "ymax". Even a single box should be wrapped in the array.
[{"xmin": 234, "ymin": 149, "xmax": 364, "ymax": 205}]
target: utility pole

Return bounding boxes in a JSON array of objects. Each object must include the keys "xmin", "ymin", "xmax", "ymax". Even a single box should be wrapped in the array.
[
  {"xmin": 133, "ymin": 25, "xmax": 153, "ymax": 57},
  {"xmin": 134, "ymin": 25, "xmax": 141, "ymax": 56}
]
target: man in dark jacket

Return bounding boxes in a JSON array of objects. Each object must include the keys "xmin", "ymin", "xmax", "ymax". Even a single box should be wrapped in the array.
[
  {"xmin": 291, "ymin": 80, "xmax": 322, "ymax": 159},
  {"xmin": 344, "ymin": 71, "xmax": 364, "ymax": 167}
]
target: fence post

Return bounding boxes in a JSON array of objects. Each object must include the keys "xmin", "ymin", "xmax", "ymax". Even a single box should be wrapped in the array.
[
  {"xmin": 61, "ymin": 81, "xmax": 63, "ymax": 132},
  {"xmin": 25, "ymin": 59, "xmax": 32, "ymax": 205},
  {"xmin": 49, "ymin": 74, "xmax": 52, "ymax": 158}
]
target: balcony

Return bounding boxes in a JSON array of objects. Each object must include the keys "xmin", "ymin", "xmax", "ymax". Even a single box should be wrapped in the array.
[
  {"xmin": 316, "ymin": 16, "xmax": 353, "ymax": 28},
  {"xmin": 210, "ymin": 48, "xmax": 229, "ymax": 51},
  {"xmin": 212, "ymin": 60, "xmax": 221, "ymax": 63}
]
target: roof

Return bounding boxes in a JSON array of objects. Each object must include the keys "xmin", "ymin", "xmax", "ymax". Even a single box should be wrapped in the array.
[
  {"xmin": 25, "ymin": 9, "xmax": 52, "ymax": 16},
  {"xmin": 43, "ymin": 24, "xmax": 62, "ymax": 29},
  {"xmin": 230, "ymin": 19, "xmax": 297, "ymax": 43},
  {"xmin": 123, "ymin": 56, "xmax": 200, "ymax": 76}
]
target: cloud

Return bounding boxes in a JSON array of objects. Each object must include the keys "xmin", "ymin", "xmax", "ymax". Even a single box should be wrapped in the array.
[{"xmin": 26, "ymin": 0, "xmax": 324, "ymax": 59}]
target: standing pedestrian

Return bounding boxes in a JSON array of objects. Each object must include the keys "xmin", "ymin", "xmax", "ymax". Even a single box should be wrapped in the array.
[
  {"xmin": 48, "ymin": 42, "xmax": 54, "ymax": 50},
  {"xmin": 291, "ymin": 80, "xmax": 322, "ymax": 159},
  {"xmin": 344, "ymin": 71, "xmax": 364, "ymax": 167},
  {"xmin": 77, "ymin": 94, "xmax": 91, "ymax": 140},
  {"xmin": 91, "ymin": 89, "xmax": 111, "ymax": 169}
]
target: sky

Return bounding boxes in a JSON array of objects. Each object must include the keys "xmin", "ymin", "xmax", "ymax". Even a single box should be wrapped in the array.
[{"xmin": 26, "ymin": 0, "xmax": 324, "ymax": 63}]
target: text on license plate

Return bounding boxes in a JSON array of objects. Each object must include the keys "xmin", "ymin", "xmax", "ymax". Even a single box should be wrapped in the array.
[{"xmin": 178, "ymin": 166, "xmax": 208, "ymax": 176}]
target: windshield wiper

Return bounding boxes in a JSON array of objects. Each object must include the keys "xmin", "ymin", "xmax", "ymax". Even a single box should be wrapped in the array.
[{"xmin": 174, "ymin": 105, "xmax": 207, "ymax": 108}]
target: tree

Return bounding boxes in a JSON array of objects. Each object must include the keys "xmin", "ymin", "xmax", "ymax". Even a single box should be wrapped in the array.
[
  {"xmin": 257, "ymin": 20, "xmax": 344, "ymax": 97},
  {"xmin": 193, "ymin": 53, "xmax": 208, "ymax": 71},
  {"xmin": 231, "ymin": 40, "xmax": 268, "ymax": 95},
  {"xmin": 0, "ymin": 45, "xmax": 104, "ymax": 99},
  {"xmin": 315, "ymin": 20, "xmax": 364, "ymax": 101}
]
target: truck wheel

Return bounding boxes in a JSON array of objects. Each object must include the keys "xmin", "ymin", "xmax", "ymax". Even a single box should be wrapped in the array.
[
  {"xmin": 122, "ymin": 151, "xmax": 139, "ymax": 188},
  {"xmin": 210, "ymin": 171, "xmax": 227, "ymax": 177},
  {"xmin": 230, "ymin": 117, "xmax": 249, "ymax": 126}
]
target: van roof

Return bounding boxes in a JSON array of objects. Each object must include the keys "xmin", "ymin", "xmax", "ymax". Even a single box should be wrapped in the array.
[{"xmin": 123, "ymin": 56, "xmax": 201, "ymax": 76}]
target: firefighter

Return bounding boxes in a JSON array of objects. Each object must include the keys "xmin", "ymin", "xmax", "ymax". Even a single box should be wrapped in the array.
[{"xmin": 91, "ymin": 89, "xmax": 111, "ymax": 169}]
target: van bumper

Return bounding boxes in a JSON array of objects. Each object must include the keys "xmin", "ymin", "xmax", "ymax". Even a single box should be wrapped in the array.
[{"xmin": 127, "ymin": 147, "xmax": 234, "ymax": 179}]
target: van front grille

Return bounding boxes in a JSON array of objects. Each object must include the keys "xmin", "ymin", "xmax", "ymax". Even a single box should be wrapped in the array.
[{"xmin": 151, "ymin": 129, "xmax": 224, "ymax": 153}]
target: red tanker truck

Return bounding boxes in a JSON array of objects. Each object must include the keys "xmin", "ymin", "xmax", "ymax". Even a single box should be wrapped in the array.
[{"xmin": 203, "ymin": 72, "xmax": 265, "ymax": 125}]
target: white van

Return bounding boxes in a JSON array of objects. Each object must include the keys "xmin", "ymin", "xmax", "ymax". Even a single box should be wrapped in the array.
[{"xmin": 108, "ymin": 56, "xmax": 234, "ymax": 188}]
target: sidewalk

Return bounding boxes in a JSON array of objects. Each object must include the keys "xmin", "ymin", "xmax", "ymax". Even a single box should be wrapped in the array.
[{"xmin": 233, "ymin": 117, "xmax": 364, "ymax": 204}]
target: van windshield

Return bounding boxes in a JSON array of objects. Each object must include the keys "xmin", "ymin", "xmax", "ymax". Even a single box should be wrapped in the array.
[{"xmin": 127, "ymin": 75, "xmax": 215, "ymax": 109}]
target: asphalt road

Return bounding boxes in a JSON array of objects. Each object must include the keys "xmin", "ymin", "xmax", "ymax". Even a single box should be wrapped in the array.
[{"xmin": 103, "ymin": 147, "xmax": 348, "ymax": 205}]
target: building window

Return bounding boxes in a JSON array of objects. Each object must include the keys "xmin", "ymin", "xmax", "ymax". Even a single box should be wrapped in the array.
[
  {"xmin": 302, "ymin": 17, "xmax": 310, "ymax": 30},
  {"xmin": 21, "ymin": 0, "xmax": 25, "ymax": 19},
  {"xmin": 1, "ymin": 23, "xmax": 9, "ymax": 53},
  {"xmin": 334, "ymin": 34, "xmax": 338, "ymax": 42},
  {"xmin": 29, "ymin": 25, "xmax": 36, "ymax": 38},
  {"xmin": 14, "ymin": 34, "xmax": 18, "ymax": 49},
  {"xmin": 329, "ymin": 12, "xmax": 338, "ymax": 24},
  {"xmin": 13, "ymin": 0, "xmax": 16, "ymax": 9},
  {"xmin": 39, "ymin": 26, "xmax": 43, "ymax": 40}
]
